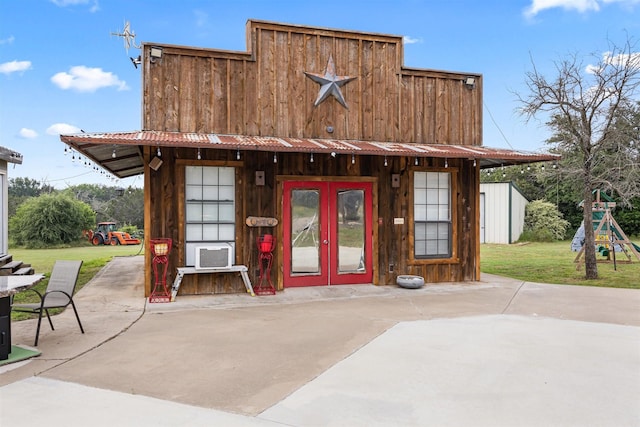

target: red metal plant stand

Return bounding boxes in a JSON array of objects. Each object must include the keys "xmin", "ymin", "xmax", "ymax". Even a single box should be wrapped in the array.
[
  {"xmin": 255, "ymin": 235, "xmax": 276, "ymax": 295},
  {"xmin": 149, "ymin": 238, "xmax": 172, "ymax": 303}
]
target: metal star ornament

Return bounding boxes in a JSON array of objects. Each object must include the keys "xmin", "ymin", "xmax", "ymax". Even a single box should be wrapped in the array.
[{"xmin": 304, "ymin": 55, "xmax": 357, "ymax": 109}]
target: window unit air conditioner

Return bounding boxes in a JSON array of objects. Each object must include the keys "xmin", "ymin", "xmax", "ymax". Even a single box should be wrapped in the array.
[{"xmin": 195, "ymin": 243, "xmax": 234, "ymax": 270}]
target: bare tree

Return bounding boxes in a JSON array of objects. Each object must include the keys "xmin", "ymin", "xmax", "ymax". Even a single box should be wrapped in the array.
[{"xmin": 517, "ymin": 37, "xmax": 640, "ymax": 279}]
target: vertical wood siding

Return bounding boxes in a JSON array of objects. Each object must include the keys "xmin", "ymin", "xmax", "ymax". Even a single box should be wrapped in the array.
[
  {"xmin": 143, "ymin": 22, "xmax": 481, "ymax": 144},
  {"xmin": 141, "ymin": 21, "xmax": 482, "ymax": 295}
]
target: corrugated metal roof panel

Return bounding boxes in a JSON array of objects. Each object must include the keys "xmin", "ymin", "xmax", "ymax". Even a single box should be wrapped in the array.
[{"xmin": 60, "ymin": 131, "xmax": 559, "ymax": 179}]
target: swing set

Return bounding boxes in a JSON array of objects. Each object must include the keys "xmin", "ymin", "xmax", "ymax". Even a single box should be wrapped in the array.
[{"xmin": 573, "ymin": 190, "xmax": 640, "ymax": 270}]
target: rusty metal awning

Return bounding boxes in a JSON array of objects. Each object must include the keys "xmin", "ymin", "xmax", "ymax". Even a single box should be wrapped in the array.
[{"xmin": 60, "ymin": 131, "xmax": 559, "ymax": 179}]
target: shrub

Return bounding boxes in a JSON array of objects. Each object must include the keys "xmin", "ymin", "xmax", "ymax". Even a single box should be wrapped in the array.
[
  {"xmin": 9, "ymin": 194, "xmax": 96, "ymax": 248},
  {"xmin": 521, "ymin": 200, "xmax": 570, "ymax": 242}
]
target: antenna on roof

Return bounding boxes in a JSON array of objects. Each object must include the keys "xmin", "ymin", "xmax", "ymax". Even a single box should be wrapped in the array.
[{"xmin": 111, "ymin": 20, "xmax": 142, "ymax": 68}]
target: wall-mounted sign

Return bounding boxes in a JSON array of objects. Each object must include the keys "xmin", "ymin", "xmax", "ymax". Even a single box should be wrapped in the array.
[{"xmin": 246, "ymin": 216, "xmax": 278, "ymax": 227}]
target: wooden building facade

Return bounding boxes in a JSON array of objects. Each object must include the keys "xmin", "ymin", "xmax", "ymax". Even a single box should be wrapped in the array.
[{"xmin": 62, "ymin": 20, "xmax": 556, "ymax": 297}]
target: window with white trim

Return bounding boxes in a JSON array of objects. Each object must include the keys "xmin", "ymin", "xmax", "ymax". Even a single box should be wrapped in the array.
[
  {"xmin": 185, "ymin": 166, "xmax": 236, "ymax": 266},
  {"xmin": 414, "ymin": 171, "xmax": 451, "ymax": 258}
]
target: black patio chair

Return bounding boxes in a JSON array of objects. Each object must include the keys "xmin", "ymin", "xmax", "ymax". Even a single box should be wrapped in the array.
[{"xmin": 12, "ymin": 260, "xmax": 85, "ymax": 346}]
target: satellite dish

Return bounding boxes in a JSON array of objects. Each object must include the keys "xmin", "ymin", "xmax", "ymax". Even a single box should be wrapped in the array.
[{"xmin": 111, "ymin": 20, "xmax": 140, "ymax": 55}]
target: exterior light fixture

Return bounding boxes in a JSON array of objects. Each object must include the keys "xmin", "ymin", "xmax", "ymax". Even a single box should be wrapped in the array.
[
  {"xmin": 149, "ymin": 46, "xmax": 163, "ymax": 64},
  {"xmin": 415, "ymin": 157, "xmax": 419, "ymax": 166},
  {"xmin": 157, "ymin": 146, "xmax": 162, "ymax": 157},
  {"xmin": 273, "ymin": 153, "xmax": 277, "ymax": 163},
  {"xmin": 197, "ymin": 148, "xmax": 201, "ymax": 160},
  {"xmin": 444, "ymin": 158, "xmax": 448, "ymax": 168},
  {"xmin": 310, "ymin": 153, "xmax": 314, "ymax": 163},
  {"xmin": 236, "ymin": 150, "xmax": 241, "ymax": 160},
  {"xmin": 351, "ymin": 153, "xmax": 355, "ymax": 164},
  {"xmin": 384, "ymin": 156, "xmax": 388, "ymax": 167},
  {"xmin": 463, "ymin": 76, "xmax": 476, "ymax": 89},
  {"xmin": 112, "ymin": 148, "xmax": 117, "ymax": 158}
]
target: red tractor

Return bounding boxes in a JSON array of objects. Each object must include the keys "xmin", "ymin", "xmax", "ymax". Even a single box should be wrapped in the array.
[{"xmin": 85, "ymin": 222, "xmax": 141, "ymax": 246}]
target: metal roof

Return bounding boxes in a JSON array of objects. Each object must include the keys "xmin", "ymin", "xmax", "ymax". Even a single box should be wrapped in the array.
[{"xmin": 60, "ymin": 131, "xmax": 559, "ymax": 179}]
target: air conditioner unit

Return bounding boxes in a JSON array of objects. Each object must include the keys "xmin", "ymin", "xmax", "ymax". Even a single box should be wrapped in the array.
[{"xmin": 195, "ymin": 243, "xmax": 233, "ymax": 270}]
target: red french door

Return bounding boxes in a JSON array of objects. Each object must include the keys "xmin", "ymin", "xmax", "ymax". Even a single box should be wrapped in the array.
[{"xmin": 283, "ymin": 181, "xmax": 373, "ymax": 287}]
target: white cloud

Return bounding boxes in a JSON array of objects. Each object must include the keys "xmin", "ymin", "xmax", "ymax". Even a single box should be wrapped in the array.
[
  {"xmin": 50, "ymin": 0, "xmax": 99, "ymax": 12},
  {"xmin": 524, "ymin": 0, "xmax": 599, "ymax": 18},
  {"xmin": 51, "ymin": 66, "xmax": 129, "ymax": 92},
  {"xmin": 586, "ymin": 51, "xmax": 640, "ymax": 74},
  {"xmin": 403, "ymin": 36, "xmax": 422, "ymax": 45},
  {"xmin": 0, "ymin": 36, "xmax": 15, "ymax": 45},
  {"xmin": 18, "ymin": 128, "xmax": 38, "ymax": 139},
  {"xmin": 0, "ymin": 60, "xmax": 32, "ymax": 75},
  {"xmin": 46, "ymin": 123, "xmax": 82, "ymax": 135},
  {"xmin": 602, "ymin": 0, "xmax": 640, "ymax": 5},
  {"xmin": 524, "ymin": 0, "xmax": 640, "ymax": 17}
]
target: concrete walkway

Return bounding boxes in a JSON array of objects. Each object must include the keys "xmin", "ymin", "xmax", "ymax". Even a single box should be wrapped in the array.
[{"xmin": 1, "ymin": 255, "xmax": 639, "ymax": 426}]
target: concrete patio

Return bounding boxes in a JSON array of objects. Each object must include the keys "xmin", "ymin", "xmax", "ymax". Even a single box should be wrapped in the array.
[{"xmin": 1, "ymin": 255, "xmax": 638, "ymax": 426}]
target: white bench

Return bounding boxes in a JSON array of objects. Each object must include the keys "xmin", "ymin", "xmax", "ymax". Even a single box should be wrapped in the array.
[{"xmin": 170, "ymin": 265, "xmax": 255, "ymax": 301}]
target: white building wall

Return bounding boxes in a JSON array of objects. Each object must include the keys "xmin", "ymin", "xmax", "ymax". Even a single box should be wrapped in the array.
[
  {"xmin": 0, "ymin": 160, "xmax": 7, "ymax": 255},
  {"xmin": 510, "ymin": 185, "xmax": 528, "ymax": 243},
  {"xmin": 480, "ymin": 182, "xmax": 528, "ymax": 244}
]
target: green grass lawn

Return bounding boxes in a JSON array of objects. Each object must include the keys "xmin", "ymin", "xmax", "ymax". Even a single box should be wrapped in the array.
[
  {"xmin": 9, "ymin": 244, "xmax": 144, "ymax": 320},
  {"xmin": 480, "ymin": 240, "xmax": 640, "ymax": 289}
]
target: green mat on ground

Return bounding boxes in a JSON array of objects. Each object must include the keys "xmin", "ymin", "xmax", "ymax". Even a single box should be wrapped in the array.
[{"xmin": 0, "ymin": 345, "xmax": 41, "ymax": 367}]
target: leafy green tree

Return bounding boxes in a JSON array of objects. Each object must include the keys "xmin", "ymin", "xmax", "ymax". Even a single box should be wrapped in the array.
[
  {"xmin": 8, "ymin": 177, "xmax": 54, "ymax": 197},
  {"xmin": 616, "ymin": 197, "xmax": 640, "ymax": 237},
  {"xmin": 104, "ymin": 187, "xmax": 144, "ymax": 229},
  {"xmin": 517, "ymin": 37, "xmax": 640, "ymax": 279},
  {"xmin": 61, "ymin": 184, "xmax": 143, "ymax": 228},
  {"xmin": 521, "ymin": 200, "xmax": 570, "ymax": 242},
  {"xmin": 8, "ymin": 177, "xmax": 55, "ymax": 217},
  {"xmin": 9, "ymin": 194, "xmax": 95, "ymax": 248}
]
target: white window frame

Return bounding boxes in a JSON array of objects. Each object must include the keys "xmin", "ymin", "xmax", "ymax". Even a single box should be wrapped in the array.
[
  {"xmin": 413, "ymin": 171, "xmax": 452, "ymax": 259},
  {"xmin": 184, "ymin": 166, "xmax": 236, "ymax": 266}
]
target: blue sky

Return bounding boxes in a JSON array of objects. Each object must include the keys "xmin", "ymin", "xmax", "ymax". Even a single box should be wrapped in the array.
[{"xmin": 1, "ymin": 0, "xmax": 638, "ymax": 189}]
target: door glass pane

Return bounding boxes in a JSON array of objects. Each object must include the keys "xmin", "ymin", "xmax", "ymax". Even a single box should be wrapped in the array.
[
  {"xmin": 337, "ymin": 189, "xmax": 365, "ymax": 273},
  {"xmin": 290, "ymin": 189, "xmax": 320, "ymax": 274}
]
